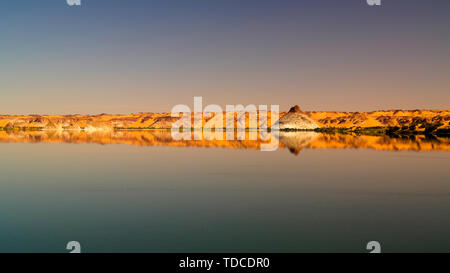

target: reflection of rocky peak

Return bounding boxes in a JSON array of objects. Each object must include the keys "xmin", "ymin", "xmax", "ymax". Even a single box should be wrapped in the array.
[
  {"xmin": 277, "ymin": 106, "xmax": 319, "ymax": 130},
  {"xmin": 279, "ymin": 131, "xmax": 319, "ymax": 155}
]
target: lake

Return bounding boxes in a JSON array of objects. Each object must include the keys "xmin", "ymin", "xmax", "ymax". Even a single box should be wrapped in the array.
[{"xmin": 0, "ymin": 130, "xmax": 449, "ymax": 252}]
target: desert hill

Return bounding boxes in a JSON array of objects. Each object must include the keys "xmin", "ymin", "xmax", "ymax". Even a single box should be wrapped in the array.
[{"xmin": 0, "ymin": 106, "xmax": 448, "ymax": 133}]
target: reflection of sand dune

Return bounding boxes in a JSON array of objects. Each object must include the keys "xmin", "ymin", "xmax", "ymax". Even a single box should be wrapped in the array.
[
  {"xmin": 0, "ymin": 130, "xmax": 448, "ymax": 154},
  {"xmin": 307, "ymin": 134, "xmax": 450, "ymax": 152},
  {"xmin": 0, "ymin": 130, "xmax": 267, "ymax": 150}
]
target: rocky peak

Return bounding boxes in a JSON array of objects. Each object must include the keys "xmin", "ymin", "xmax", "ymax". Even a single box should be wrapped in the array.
[{"xmin": 288, "ymin": 105, "xmax": 302, "ymax": 113}]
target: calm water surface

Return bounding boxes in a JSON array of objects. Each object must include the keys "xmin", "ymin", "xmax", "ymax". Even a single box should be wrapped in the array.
[{"xmin": 0, "ymin": 131, "xmax": 449, "ymax": 252}]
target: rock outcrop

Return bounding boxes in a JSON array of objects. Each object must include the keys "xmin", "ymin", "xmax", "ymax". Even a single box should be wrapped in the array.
[{"xmin": 276, "ymin": 105, "xmax": 320, "ymax": 130}]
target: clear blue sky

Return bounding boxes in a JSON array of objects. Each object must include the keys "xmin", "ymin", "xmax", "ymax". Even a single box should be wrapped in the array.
[{"xmin": 1, "ymin": 0, "xmax": 449, "ymax": 114}]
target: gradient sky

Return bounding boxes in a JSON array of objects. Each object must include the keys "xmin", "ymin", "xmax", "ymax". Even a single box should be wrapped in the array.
[{"xmin": 1, "ymin": 0, "xmax": 449, "ymax": 114}]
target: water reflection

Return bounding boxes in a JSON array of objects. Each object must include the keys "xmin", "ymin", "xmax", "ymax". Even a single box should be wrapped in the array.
[{"xmin": 0, "ymin": 130, "xmax": 448, "ymax": 154}]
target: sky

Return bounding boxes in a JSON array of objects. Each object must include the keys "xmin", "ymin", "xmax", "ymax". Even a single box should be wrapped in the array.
[{"xmin": 1, "ymin": 0, "xmax": 449, "ymax": 114}]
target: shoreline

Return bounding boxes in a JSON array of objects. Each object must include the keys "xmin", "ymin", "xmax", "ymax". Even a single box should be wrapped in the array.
[
  {"xmin": 0, "ymin": 129, "xmax": 449, "ymax": 153},
  {"xmin": 0, "ymin": 127, "xmax": 449, "ymax": 137},
  {"xmin": 0, "ymin": 109, "xmax": 448, "ymax": 134}
]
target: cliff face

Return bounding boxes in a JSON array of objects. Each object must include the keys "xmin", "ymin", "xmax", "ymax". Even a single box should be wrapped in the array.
[
  {"xmin": 307, "ymin": 110, "xmax": 449, "ymax": 131},
  {"xmin": 0, "ymin": 109, "xmax": 448, "ymax": 132}
]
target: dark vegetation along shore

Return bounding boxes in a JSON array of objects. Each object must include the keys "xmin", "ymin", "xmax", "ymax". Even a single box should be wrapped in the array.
[{"xmin": 314, "ymin": 125, "xmax": 449, "ymax": 136}]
